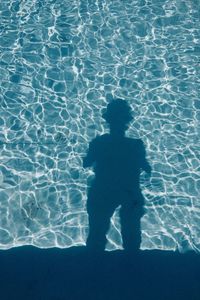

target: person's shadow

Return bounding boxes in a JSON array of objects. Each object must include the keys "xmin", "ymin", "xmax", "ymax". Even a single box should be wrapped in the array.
[{"xmin": 83, "ymin": 99, "xmax": 151, "ymax": 252}]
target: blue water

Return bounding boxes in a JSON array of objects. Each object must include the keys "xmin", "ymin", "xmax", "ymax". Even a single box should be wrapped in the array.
[{"xmin": 0, "ymin": 0, "xmax": 200, "ymax": 252}]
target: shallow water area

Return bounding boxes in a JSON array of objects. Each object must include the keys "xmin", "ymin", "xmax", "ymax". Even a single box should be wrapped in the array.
[{"xmin": 0, "ymin": 0, "xmax": 200, "ymax": 252}]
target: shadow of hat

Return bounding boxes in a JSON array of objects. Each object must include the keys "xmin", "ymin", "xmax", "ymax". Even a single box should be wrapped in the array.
[{"xmin": 102, "ymin": 99, "xmax": 133, "ymax": 125}]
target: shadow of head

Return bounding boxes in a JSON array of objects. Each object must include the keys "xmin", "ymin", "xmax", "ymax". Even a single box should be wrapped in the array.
[{"xmin": 102, "ymin": 99, "xmax": 133, "ymax": 132}]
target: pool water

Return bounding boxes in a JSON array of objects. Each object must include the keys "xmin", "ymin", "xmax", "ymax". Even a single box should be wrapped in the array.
[{"xmin": 0, "ymin": 0, "xmax": 200, "ymax": 252}]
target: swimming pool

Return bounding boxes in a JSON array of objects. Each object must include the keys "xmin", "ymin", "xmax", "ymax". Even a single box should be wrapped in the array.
[{"xmin": 0, "ymin": 0, "xmax": 200, "ymax": 252}]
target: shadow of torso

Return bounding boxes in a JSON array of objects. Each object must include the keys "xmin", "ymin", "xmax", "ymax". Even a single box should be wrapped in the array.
[{"xmin": 86, "ymin": 133, "xmax": 146, "ymax": 206}]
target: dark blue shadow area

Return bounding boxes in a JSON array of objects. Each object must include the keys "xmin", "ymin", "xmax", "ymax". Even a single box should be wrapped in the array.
[{"xmin": 0, "ymin": 246, "xmax": 200, "ymax": 300}]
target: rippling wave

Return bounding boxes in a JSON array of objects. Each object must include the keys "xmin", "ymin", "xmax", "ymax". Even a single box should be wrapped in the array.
[{"xmin": 0, "ymin": 0, "xmax": 200, "ymax": 252}]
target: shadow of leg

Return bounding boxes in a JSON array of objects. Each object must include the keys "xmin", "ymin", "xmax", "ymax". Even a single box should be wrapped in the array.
[
  {"xmin": 86, "ymin": 203, "xmax": 116, "ymax": 252},
  {"xmin": 120, "ymin": 204, "xmax": 145, "ymax": 252},
  {"xmin": 87, "ymin": 212, "xmax": 110, "ymax": 251}
]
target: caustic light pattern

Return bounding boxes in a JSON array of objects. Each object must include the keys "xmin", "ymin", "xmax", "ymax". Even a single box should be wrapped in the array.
[{"xmin": 0, "ymin": 0, "xmax": 200, "ymax": 252}]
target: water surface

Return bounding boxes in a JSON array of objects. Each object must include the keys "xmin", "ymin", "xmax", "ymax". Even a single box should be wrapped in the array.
[{"xmin": 0, "ymin": 0, "xmax": 200, "ymax": 252}]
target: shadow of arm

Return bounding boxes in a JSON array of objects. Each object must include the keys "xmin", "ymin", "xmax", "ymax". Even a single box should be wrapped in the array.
[
  {"xmin": 82, "ymin": 139, "xmax": 96, "ymax": 168},
  {"xmin": 139, "ymin": 140, "xmax": 152, "ymax": 175}
]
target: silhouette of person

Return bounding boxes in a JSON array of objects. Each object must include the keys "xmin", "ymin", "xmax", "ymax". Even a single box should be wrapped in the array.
[{"xmin": 83, "ymin": 99, "xmax": 151, "ymax": 252}]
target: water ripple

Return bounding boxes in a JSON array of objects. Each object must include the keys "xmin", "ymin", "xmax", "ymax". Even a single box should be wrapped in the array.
[{"xmin": 0, "ymin": 0, "xmax": 200, "ymax": 252}]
